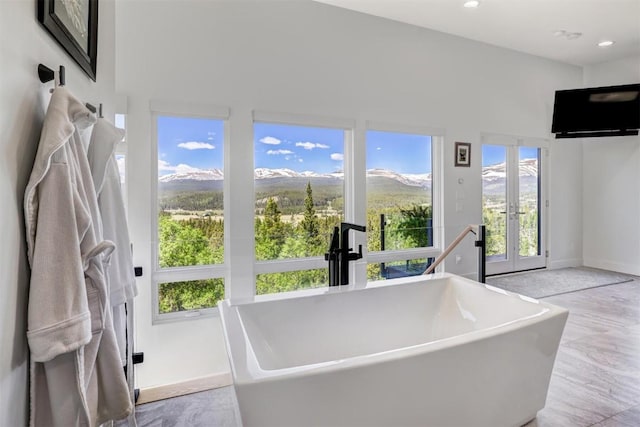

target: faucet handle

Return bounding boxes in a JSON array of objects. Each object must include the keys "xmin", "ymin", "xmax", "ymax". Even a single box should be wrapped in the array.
[{"xmin": 347, "ymin": 244, "xmax": 363, "ymax": 261}]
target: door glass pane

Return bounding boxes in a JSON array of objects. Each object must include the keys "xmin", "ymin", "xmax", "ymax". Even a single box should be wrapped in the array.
[
  {"xmin": 482, "ymin": 145, "xmax": 508, "ymax": 261},
  {"xmin": 518, "ymin": 147, "xmax": 541, "ymax": 257}
]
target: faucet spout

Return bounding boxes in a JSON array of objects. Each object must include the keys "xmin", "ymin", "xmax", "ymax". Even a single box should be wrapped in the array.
[
  {"xmin": 325, "ymin": 223, "xmax": 366, "ymax": 286},
  {"xmin": 340, "ymin": 222, "xmax": 366, "ymax": 286}
]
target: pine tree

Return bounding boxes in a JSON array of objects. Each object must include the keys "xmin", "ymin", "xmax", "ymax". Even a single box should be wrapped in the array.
[
  {"xmin": 300, "ymin": 181, "xmax": 320, "ymax": 239},
  {"xmin": 256, "ymin": 197, "xmax": 286, "ymax": 260}
]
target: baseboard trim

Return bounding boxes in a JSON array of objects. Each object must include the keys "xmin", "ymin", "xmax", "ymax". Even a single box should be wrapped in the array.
[
  {"xmin": 548, "ymin": 258, "xmax": 582, "ymax": 270},
  {"xmin": 137, "ymin": 372, "xmax": 233, "ymax": 405},
  {"xmin": 583, "ymin": 258, "xmax": 640, "ymax": 276}
]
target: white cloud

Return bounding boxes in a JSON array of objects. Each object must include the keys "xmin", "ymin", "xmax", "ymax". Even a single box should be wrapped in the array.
[
  {"xmin": 298, "ymin": 158, "xmax": 304, "ymax": 163},
  {"xmin": 178, "ymin": 141, "xmax": 215, "ymax": 150},
  {"xmin": 260, "ymin": 136, "xmax": 281, "ymax": 145},
  {"xmin": 267, "ymin": 149, "xmax": 294, "ymax": 155},
  {"xmin": 331, "ymin": 153, "xmax": 344, "ymax": 161},
  {"xmin": 376, "ymin": 147, "xmax": 382, "ymax": 151},
  {"xmin": 296, "ymin": 141, "xmax": 329, "ymax": 150},
  {"xmin": 158, "ymin": 159, "xmax": 171, "ymax": 170},
  {"xmin": 158, "ymin": 159, "xmax": 202, "ymax": 174}
]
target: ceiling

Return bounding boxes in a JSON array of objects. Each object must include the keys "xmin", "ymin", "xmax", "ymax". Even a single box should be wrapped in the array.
[{"xmin": 314, "ymin": 0, "xmax": 640, "ymax": 66}]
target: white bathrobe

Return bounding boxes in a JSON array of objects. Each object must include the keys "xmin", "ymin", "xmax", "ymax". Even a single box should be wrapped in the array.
[
  {"xmin": 87, "ymin": 118, "xmax": 138, "ymax": 366},
  {"xmin": 24, "ymin": 87, "xmax": 132, "ymax": 426}
]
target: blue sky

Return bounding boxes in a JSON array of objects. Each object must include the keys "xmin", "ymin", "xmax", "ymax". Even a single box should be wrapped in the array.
[
  {"xmin": 254, "ymin": 123, "xmax": 345, "ymax": 174},
  {"xmin": 157, "ymin": 115, "xmax": 530, "ymax": 176},
  {"xmin": 255, "ymin": 125, "xmax": 433, "ymax": 174},
  {"xmin": 157, "ymin": 116, "xmax": 224, "ymax": 176},
  {"xmin": 366, "ymin": 130, "xmax": 431, "ymax": 174}
]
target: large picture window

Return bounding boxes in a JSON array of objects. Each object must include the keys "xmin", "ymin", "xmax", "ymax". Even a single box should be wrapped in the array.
[
  {"xmin": 154, "ymin": 114, "xmax": 226, "ymax": 316},
  {"xmin": 253, "ymin": 120, "xmax": 348, "ymax": 294},
  {"xmin": 146, "ymin": 109, "xmax": 441, "ymax": 319},
  {"xmin": 366, "ymin": 129, "xmax": 436, "ymax": 280}
]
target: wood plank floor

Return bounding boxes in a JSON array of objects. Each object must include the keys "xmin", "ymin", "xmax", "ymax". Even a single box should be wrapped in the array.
[{"xmin": 135, "ymin": 277, "xmax": 640, "ymax": 427}]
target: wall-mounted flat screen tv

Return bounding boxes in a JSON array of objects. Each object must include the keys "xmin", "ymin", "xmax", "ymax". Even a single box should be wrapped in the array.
[{"xmin": 551, "ymin": 83, "xmax": 640, "ymax": 138}]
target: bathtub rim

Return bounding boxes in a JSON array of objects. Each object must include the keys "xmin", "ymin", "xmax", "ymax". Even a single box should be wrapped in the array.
[{"xmin": 219, "ymin": 273, "xmax": 569, "ymax": 385}]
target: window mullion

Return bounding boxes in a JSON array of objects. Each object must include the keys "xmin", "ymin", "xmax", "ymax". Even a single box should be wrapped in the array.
[
  {"xmin": 351, "ymin": 122, "xmax": 368, "ymax": 285},
  {"xmin": 227, "ymin": 109, "xmax": 256, "ymax": 302}
]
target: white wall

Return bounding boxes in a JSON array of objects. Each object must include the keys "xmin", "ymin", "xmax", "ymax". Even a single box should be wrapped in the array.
[
  {"xmin": 115, "ymin": 0, "xmax": 584, "ymax": 386},
  {"xmin": 0, "ymin": 0, "xmax": 118, "ymax": 424},
  {"xmin": 582, "ymin": 56, "xmax": 640, "ymax": 275}
]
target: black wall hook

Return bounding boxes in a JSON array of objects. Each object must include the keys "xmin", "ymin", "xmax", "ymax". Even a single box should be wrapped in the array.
[
  {"xmin": 38, "ymin": 64, "xmax": 65, "ymax": 86},
  {"xmin": 59, "ymin": 65, "xmax": 65, "ymax": 86},
  {"xmin": 38, "ymin": 64, "xmax": 54, "ymax": 83}
]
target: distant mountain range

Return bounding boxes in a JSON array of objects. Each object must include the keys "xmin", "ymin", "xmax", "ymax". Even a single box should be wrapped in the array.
[
  {"xmin": 160, "ymin": 160, "xmax": 535, "ymax": 184},
  {"xmin": 160, "ymin": 167, "xmax": 432, "ymax": 187},
  {"xmin": 482, "ymin": 158, "xmax": 538, "ymax": 195},
  {"xmin": 158, "ymin": 159, "xmax": 538, "ymax": 198}
]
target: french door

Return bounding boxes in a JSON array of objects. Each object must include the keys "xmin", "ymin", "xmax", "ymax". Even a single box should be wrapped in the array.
[{"xmin": 482, "ymin": 137, "xmax": 546, "ymax": 276}]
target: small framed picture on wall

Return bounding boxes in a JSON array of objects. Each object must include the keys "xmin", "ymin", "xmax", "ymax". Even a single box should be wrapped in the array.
[{"xmin": 455, "ymin": 142, "xmax": 471, "ymax": 167}]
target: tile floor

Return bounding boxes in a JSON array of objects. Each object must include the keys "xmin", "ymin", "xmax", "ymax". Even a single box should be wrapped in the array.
[
  {"xmin": 527, "ymin": 279, "xmax": 640, "ymax": 427},
  {"xmin": 135, "ymin": 278, "xmax": 640, "ymax": 427}
]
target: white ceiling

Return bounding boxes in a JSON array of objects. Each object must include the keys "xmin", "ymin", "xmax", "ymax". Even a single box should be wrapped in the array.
[{"xmin": 314, "ymin": 0, "xmax": 640, "ymax": 66}]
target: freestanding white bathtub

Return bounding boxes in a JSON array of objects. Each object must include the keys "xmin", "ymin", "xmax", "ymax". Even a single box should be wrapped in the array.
[{"xmin": 219, "ymin": 273, "xmax": 568, "ymax": 427}]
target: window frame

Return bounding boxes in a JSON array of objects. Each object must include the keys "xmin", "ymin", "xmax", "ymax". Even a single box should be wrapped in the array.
[
  {"xmin": 150, "ymin": 100, "xmax": 230, "ymax": 323},
  {"xmin": 146, "ymin": 105, "xmax": 445, "ymax": 322},
  {"xmin": 364, "ymin": 121, "xmax": 444, "ymax": 269},
  {"xmin": 252, "ymin": 111, "xmax": 356, "ymax": 289}
]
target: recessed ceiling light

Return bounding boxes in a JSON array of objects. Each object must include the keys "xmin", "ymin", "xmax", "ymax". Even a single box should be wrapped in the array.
[
  {"xmin": 463, "ymin": 1, "xmax": 480, "ymax": 8},
  {"xmin": 553, "ymin": 30, "xmax": 582, "ymax": 40},
  {"xmin": 598, "ymin": 40, "xmax": 615, "ymax": 47}
]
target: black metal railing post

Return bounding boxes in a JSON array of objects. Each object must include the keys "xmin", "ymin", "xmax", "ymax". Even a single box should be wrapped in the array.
[
  {"xmin": 380, "ymin": 214, "xmax": 386, "ymax": 277},
  {"xmin": 475, "ymin": 224, "xmax": 486, "ymax": 283}
]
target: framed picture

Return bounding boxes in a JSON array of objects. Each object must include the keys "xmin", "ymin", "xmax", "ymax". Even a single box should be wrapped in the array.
[
  {"xmin": 455, "ymin": 142, "xmax": 471, "ymax": 167},
  {"xmin": 38, "ymin": 0, "xmax": 98, "ymax": 81}
]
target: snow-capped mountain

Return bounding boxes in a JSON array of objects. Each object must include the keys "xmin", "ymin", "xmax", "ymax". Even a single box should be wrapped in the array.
[
  {"xmin": 482, "ymin": 159, "xmax": 538, "ymax": 195},
  {"xmin": 254, "ymin": 168, "xmax": 301, "ymax": 179},
  {"xmin": 159, "ymin": 167, "xmax": 431, "ymax": 186},
  {"xmin": 158, "ymin": 160, "xmax": 534, "ymax": 188},
  {"xmin": 159, "ymin": 168, "xmax": 223, "ymax": 183},
  {"xmin": 366, "ymin": 168, "xmax": 431, "ymax": 187},
  {"xmin": 482, "ymin": 159, "xmax": 538, "ymax": 181}
]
